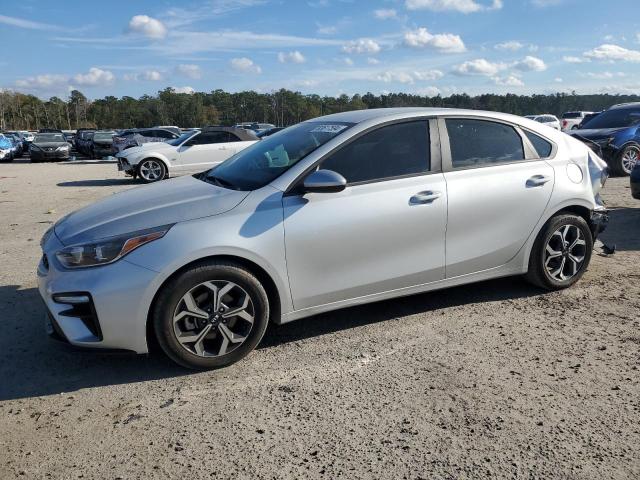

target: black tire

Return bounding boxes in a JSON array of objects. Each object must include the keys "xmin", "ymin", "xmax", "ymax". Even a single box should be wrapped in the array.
[
  {"xmin": 525, "ymin": 214, "xmax": 593, "ymax": 290},
  {"xmin": 137, "ymin": 158, "xmax": 167, "ymax": 183},
  {"xmin": 153, "ymin": 261, "xmax": 270, "ymax": 370},
  {"xmin": 612, "ymin": 144, "xmax": 639, "ymax": 177}
]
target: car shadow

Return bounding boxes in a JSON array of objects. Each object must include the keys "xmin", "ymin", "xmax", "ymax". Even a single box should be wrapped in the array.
[
  {"xmin": 57, "ymin": 178, "xmax": 138, "ymax": 187},
  {"xmin": 260, "ymin": 276, "xmax": 544, "ymax": 348},
  {"xmin": 0, "ymin": 277, "xmax": 543, "ymax": 401},
  {"xmin": 598, "ymin": 206, "xmax": 640, "ymax": 252}
]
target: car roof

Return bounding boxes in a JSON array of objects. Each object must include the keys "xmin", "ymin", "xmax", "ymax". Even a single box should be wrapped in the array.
[
  {"xmin": 312, "ymin": 107, "xmax": 537, "ymax": 125},
  {"xmin": 610, "ymin": 102, "xmax": 640, "ymax": 110},
  {"xmin": 201, "ymin": 126, "xmax": 258, "ymax": 140}
]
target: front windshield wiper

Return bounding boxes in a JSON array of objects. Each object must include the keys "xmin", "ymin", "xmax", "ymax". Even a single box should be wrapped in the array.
[{"xmin": 199, "ymin": 173, "xmax": 239, "ymax": 190}]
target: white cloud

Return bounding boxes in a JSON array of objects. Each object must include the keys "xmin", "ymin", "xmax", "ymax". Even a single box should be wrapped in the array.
[
  {"xmin": 0, "ymin": 14, "xmax": 62, "ymax": 31},
  {"xmin": 513, "ymin": 55, "xmax": 546, "ymax": 72},
  {"xmin": 367, "ymin": 57, "xmax": 380, "ymax": 65},
  {"xmin": 230, "ymin": 57, "xmax": 262, "ymax": 74},
  {"xmin": 15, "ymin": 74, "xmax": 69, "ymax": 90},
  {"xmin": 584, "ymin": 44, "xmax": 640, "ymax": 63},
  {"xmin": 585, "ymin": 71, "xmax": 626, "ymax": 79},
  {"xmin": 316, "ymin": 23, "xmax": 337, "ymax": 35},
  {"xmin": 413, "ymin": 69, "xmax": 444, "ymax": 81},
  {"xmin": 142, "ymin": 70, "xmax": 164, "ymax": 81},
  {"xmin": 405, "ymin": 0, "xmax": 503, "ymax": 13},
  {"xmin": 492, "ymin": 75, "xmax": 524, "ymax": 86},
  {"xmin": 175, "ymin": 64, "xmax": 202, "ymax": 79},
  {"xmin": 554, "ymin": 77, "xmax": 563, "ymax": 83},
  {"xmin": 278, "ymin": 51, "xmax": 306, "ymax": 63},
  {"xmin": 377, "ymin": 71, "xmax": 415, "ymax": 84},
  {"xmin": 73, "ymin": 67, "xmax": 115, "ymax": 86},
  {"xmin": 452, "ymin": 58, "xmax": 506, "ymax": 76},
  {"xmin": 342, "ymin": 38, "xmax": 381, "ymax": 54},
  {"xmin": 172, "ymin": 86, "xmax": 195, "ymax": 94},
  {"xmin": 342, "ymin": 57, "xmax": 354, "ymax": 66},
  {"xmin": 531, "ymin": 0, "xmax": 563, "ymax": 6},
  {"xmin": 563, "ymin": 55, "xmax": 589, "ymax": 64},
  {"xmin": 403, "ymin": 27, "xmax": 466, "ymax": 53},
  {"xmin": 495, "ymin": 41, "xmax": 524, "ymax": 51},
  {"xmin": 374, "ymin": 9, "xmax": 398, "ymax": 19},
  {"xmin": 415, "ymin": 86, "xmax": 442, "ymax": 96},
  {"xmin": 127, "ymin": 15, "xmax": 167, "ymax": 39}
]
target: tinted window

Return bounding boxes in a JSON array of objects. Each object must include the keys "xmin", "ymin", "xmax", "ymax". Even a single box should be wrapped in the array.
[
  {"xmin": 189, "ymin": 132, "xmax": 228, "ymax": 145},
  {"xmin": 226, "ymin": 133, "xmax": 241, "ymax": 142},
  {"xmin": 153, "ymin": 129, "xmax": 175, "ymax": 139},
  {"xmin": 446, "ymin": 118, "xmax": 524, "ymax": 168},
  {"xmin": 525, "ymin": 131, "xmax": 553, "ymax": 158},
  {"xmin": 321, "ymin": 121, "xmax": 430, "ymax": 184},
  {"xmin": 562, "ymin": 112, "xmax": 582, "ymax": 119},
  {"xmin": 581, "ymin": 107, "xmax": 640, "ymax": 129}
]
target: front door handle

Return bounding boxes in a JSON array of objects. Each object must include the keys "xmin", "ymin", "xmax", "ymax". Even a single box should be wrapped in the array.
[
  {"xmin": 526, "ymin": 175, "xmax": 552, "ymax": 188},
  {"xmin": 410, "ymin": 190, "xmax": 442, "ymax": 205}
]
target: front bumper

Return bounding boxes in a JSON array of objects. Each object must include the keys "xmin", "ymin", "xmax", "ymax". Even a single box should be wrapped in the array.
[
  {"xmin": 30, "ymin": 149, "xmax": 70, "ymax": 161},
  {"xmin": 38, "ymin": 234, "xmax": 159, "ymax": 353},
  {"xmin": 117, "ymin": 157, "xmax": 136, "ymax": 175},
  {"xmin": 589, "ymin": 208, "xmax": 609, "ymax": 239}
]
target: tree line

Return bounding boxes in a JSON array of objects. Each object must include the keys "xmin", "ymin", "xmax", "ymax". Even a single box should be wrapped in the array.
[{"xmin": 1, "ymin": 87, "xmax": 638, "ymax": 131}]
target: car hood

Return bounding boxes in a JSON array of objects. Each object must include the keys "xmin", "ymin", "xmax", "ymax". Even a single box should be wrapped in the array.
[
  {"xmin": 54, "ymin": 174, "xmax": 249, "ymax": 246},
  {"xmin": 571, "ymin": 127, "xmax": 627, "ymax": 141},
  {"xmin": 32, "ymin": 142, "xmax": 69, "ymax": 148}
]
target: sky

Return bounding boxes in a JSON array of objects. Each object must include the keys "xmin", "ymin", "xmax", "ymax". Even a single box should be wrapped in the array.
[{"xmin": 1, "ymin": 0, "xmax": 639, "ymax": 99}]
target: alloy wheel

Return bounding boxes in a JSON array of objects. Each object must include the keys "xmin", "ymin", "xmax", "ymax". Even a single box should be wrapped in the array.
[
  {"xmin": 621, "ymin": 147, "xmax": 639, "ymax": 174},
  {"xmin": 139, "ymin": 160, "xmax": 164, "ymax": 181},
  {"xmin": 544, "ymin": 225, "xmax": 586, "ymax": 282},
  {"xmin": 172, "ymin": 281, "xmax": 255, "ymax": 357}
]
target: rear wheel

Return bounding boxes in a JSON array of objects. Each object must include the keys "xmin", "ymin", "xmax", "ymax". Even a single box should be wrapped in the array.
[
  {"xmin": 138, "ymin": 159, "xmax": 166, "ymax": 183},
  {"xmin": 153, "ymin": 261, "xmax": 270, "ymax": 370},
  {"xmin": 525, "ymin": 214, "xmax": 593, "ymax": 290}
]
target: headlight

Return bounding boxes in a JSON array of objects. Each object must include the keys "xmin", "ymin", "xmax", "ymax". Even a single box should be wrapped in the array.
[
  {"xmin": 55, "ymin": 225, "xmax": 172, "ymax": 268},
  {"xmin": 56, "ymin": 145, "xmax": 70, "ymax": 151}
]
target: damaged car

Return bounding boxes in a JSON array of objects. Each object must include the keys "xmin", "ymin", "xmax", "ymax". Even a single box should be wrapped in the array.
[{"xmin": 571, "ymin": 102, "xmax": 640, "ymax": 176}]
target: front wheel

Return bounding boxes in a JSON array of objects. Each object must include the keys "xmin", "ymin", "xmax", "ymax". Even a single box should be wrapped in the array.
[
  {"xmin": 137, "ymin": 159, "xmax": 166, "ymax": 183},
  {"xmin": 525, "ymin": 214, "xmax": 593, "ymax": 290},
  {"xmin": 614, "ymin": 144, "xmax": 639, "ymax": 176},
  {"xmin": 152, "ymin": 261, "xmax": 270, "ymax": 370}
]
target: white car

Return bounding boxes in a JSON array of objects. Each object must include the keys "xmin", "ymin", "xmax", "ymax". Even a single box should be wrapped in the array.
[
  {"xmin": 561, "ymin": 111, "xmax": 594, "ymax": 132},
  {"xmin": 116, "ymin": 127, "xmax": 258, "ymax": 182},
  {"xmin": 525, "ymin": 114, "xmax": 561, "ymax": 130}
]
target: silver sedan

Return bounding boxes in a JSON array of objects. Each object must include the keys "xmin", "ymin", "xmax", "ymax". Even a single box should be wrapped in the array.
[{"xmin": 38, "ymin": 108, "xmax": 609, "ymax": 369}]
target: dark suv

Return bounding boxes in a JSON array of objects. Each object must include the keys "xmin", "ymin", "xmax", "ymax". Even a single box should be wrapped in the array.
[
  {"xmin": 113, "ymin": 128, "xmax": 180, "ymax": 153},
  {"xmin": 571, "ymin": 103, "xmax": 640, "ymax": 176}
]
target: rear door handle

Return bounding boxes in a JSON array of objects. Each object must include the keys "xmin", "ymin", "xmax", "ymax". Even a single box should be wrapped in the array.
[
  {"xmin": 410, "ymin": 191, "xmax": 442, "ymax": 205},
  {"xmin": 526, "ymin": 175, "xmax": 552, "ymax": 188}
]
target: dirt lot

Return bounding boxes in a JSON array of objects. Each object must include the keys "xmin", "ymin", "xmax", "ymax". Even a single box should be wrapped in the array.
[{"xmin": 0, "ymin": 160, "xmax": 638, "ymax": 479}]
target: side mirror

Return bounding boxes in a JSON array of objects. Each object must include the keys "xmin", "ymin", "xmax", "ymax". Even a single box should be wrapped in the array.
[{"xmin": 303, "ymin": 169, "xmax": 347, "ymax": 193}]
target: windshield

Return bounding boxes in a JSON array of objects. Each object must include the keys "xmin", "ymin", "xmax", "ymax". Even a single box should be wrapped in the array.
[
  {"xmin": 204, "ymin": 121, "xmax": 353, "ymax": 191},
  {"xmin": 581, "ymin": 108, "xmax": 640, "ymax": 129},
  {"xmin": 93, "ymin": 132, "xmax": 115, "ymax": 141},
  {"xmin": 35, "ymin": 133, "xmax": 65, "ymax": 142},
  {"xmin": 168, "ymin": 132, "xmax": 196, "ymax": 146},
  {"xmin": 563, "ymin": 112, "xmax": 582, "ymax": 119}
]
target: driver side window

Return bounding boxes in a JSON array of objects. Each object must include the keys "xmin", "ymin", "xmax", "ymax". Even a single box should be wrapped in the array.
[{"xmin": 320, "ymin": 121, "xmax": 430, "ymax": 184}]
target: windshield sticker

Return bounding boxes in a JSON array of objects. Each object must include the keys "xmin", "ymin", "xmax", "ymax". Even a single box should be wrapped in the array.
[{"xmin": 310, "ymin": 124, "xmax": 348, "ymax": 134}]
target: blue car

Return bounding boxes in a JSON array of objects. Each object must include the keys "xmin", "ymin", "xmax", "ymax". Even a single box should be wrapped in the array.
[
  {"xmin": 571, "ymin": 102, "xmax": 640, "ymax": 176},
  {"xmin": 0, "ymin": 135, "xmax": 14, "ymax": 162}
]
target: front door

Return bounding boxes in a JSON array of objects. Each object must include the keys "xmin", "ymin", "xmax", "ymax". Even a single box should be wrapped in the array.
[{"xmin": 283, "ymin": 120, "xmax": 448, "ymax": 310}]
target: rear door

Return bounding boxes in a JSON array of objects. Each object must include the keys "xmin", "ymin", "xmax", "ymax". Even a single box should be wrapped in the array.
[
  {"xmin": 283, "ymin": 119, "xmax": 447, "ymax": 310},
  {"xmin": 440, "ymin": 117, "xmax": 555, "ymax": 278}
]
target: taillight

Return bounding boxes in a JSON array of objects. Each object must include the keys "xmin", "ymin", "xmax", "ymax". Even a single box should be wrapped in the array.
[{"xmin": 562, "ymin": 120, "xmax": 568, "ymax": 128}]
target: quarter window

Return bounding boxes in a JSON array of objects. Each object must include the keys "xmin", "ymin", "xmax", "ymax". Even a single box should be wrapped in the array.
[
  {"xmin": 524, "ymin": 130, "xmax": 553, "ymax": 158},
  {"xmin": 445, "ymin": 118, "xmax": 525, "ymax": 168},
  {"xmin": 321, "ymin": 121, "xmax": 430, "ymax": 184}
]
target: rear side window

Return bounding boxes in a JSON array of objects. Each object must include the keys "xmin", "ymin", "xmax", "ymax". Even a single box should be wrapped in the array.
[
  {"xmin": 446, "ymin": 118, "xmax": 524, "ymax": 168},
  {"xmin": 524, "ymin": 131, "xmax": 553, "ymax": 158},
  {"xmin": 189, "ymin": 132, "xmax": 229, "ymax": 145},
  {"xmin": 321, "ymin": 121, "xmax": 430, "ymax": 184},
  {"xmin": 153, "ymin": 130, "xmax": 175, "ymax": 139}
]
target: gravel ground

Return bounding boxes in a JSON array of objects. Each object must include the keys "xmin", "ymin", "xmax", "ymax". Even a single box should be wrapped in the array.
[{"xmin": 0, "ymin": 160, "xmax": 638, "ymax": 480}]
